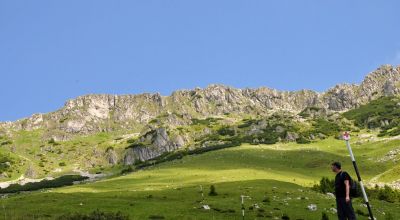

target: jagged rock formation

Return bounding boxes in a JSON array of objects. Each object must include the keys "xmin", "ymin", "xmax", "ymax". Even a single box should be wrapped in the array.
[
  {"xmin": 123, "ymin": 128, "xmax": 184, "ymax": 165},
  {"xmin": 0, "ymin": 65, "xmax": 399, "ymax": 139}
]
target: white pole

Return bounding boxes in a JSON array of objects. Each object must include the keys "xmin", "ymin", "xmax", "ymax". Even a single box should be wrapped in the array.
[
  {"xmin": 241, "ymin": 195, "xmax": 245, "ymax": 220},
  {"xmin": 200, "ymin": 185, "xmax": 204, "ymax": 202},
  {"xmin": 343, "ymin": 132, "xmax": 374, "ymax": 220},
  {"xmin": 241, "ymin": 195, "xmax": 250, "ymax": 220}
]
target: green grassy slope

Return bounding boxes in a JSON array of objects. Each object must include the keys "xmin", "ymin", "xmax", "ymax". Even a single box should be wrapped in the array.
[{"xmin": 2, "ymin": 138, "xmax": 400, "ymax": 220}]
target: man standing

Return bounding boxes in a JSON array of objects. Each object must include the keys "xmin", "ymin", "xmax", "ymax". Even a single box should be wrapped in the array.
[{"xmin": 331, "ymin": 162, "xmax": 356, "ymax": 220}]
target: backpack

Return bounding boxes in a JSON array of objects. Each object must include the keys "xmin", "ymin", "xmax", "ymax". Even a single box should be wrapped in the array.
[{"xmin": 340, "ymin": 172, "xmax": 359, "ymax": 197}]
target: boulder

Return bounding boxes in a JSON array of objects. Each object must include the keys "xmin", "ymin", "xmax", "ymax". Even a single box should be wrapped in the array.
[{"xmin": 285, "ymin": 132, "xmax": 299, "ymax": 142}]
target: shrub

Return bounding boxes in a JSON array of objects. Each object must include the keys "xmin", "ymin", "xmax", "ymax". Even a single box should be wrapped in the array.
[
  {"xmin": 313, "ymin": 177, "xmax": 335, "ymax": 194},
  {"xmin": 126, "ymin": 139, "xmax": 136, "ymax": 144},
  {"xmin": 191, "ymin": 118, "xmax": 221, "ymax": 126},
  {"xmin": 0, "ymin": 175, "xmax": 88, "ymax": 193},
  {"xmin": 59, "ymin": 162, "xmax": 66, "ymax": 166},
  {"xmin": 238, "ymin": 119, "xmax": 257, "ymax": 128},
  {"xmin": 217, "ymin": 126, "xmax": 235, "ymax": 136},
  {"xmin": 281, "ymin": 213, "xmax": 290, "ymax": 220},
  {"xmin": 121, "ymin": 166, "xmax": 134, "ymax": 174},
  {"xmin": 313, "ymin": 119, "xmax": 340, "ymax": 136},
  {"xmin": 262, "ymin": 197, "xmax": 271, "ymax": 204},
  {"xmin": 378, "ymin": 185, "xmax": 399, "ymax": 203},
  {"xmin": 209, "ymin": 185, "xmax": 218, "ymax": 196},
  {"xmin": 296, "ymin": 136, "xmax": 311, "ymax": 144},
  {"xmin": 126, "ymin": 142, "xmax": 146, "ymax": 149},
  {"xmin": 321, "ymin": 212, "xmax": 329, "ymax": 220},
  {"xmin": 1, "ymin": 140, "xmax": 12, "ymax": 146}
]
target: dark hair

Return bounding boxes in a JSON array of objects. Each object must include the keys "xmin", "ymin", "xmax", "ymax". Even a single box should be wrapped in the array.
[{"xmin": 331, "ymin": 162, "xmax": 342, "ymax": 169}]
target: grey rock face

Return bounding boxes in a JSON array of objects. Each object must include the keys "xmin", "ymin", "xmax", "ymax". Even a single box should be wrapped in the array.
[{"xmin": 123, "ymin": 128, "xmax": 184, "ymax": 165}]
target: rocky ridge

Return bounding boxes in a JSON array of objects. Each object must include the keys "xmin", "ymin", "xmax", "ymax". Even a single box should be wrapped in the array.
[{"xmin": 1, "ymin": 65, "xmax": 399, "ymax": 139}]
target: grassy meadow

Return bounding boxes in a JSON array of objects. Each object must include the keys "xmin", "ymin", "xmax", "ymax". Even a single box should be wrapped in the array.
[{"xmin": 2, "ymin": 136, "xmax": 400, "ymax": 219}]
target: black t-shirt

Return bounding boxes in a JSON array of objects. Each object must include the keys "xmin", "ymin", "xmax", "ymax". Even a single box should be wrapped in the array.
[{"xmin": 335, "ymin": 171, "xmax": 351, "ymax": 198}]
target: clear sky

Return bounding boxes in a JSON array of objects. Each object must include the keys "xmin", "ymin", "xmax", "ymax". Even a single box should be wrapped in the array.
[{"xmin": 1, "ymin": 1, "xmax": 399, "ymax": 121}]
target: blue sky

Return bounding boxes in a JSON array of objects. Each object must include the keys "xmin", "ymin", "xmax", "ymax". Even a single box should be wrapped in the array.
[{"xmin": 1, "ymin": 1, "xmax": 399, "ymax": 121}]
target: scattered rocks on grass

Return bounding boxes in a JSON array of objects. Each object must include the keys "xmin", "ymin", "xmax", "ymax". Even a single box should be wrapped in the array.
[
  {"xmin": 378, "ymin": 148, "xmax": 400, "ymax": 162},
  {"xmin": 326, "ymin": 192, "xmax": 335, "ymax": 198},
  {"xmin": 307, "ymin": 204, "xmax": 317, "ymax": 211},
  {"xmin": 329, "ymin": 207, "xmax": 337, "ymax": 214},
  {"xmin": 202, "ymin": 205, "xmax": 210, "ymax": 210}
]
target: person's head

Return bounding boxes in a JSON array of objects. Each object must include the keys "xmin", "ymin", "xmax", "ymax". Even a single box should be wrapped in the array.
[{"xmin": 331, "ymin": 162, "xmax": 342, "ymax": 173}]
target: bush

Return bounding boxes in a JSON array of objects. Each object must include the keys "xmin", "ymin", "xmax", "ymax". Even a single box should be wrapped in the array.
[
  {"xmin": 321, "ymin": 212, "xmax": 329, "ymax": 220},
  {"xmin": 217, "ymin": 126, "xmax": 235, "ymax": 136},
  {"xmin": 191, "ymin": 118, "xmax": 221, "ymax": 126},
  {"xmin": 0, "ymin": 140, "xmax": 12, "ymax": 146},
  {"xmin": 209, "ymin": 185, "xmax": 218, "ymax": 196},
  {"xmin": 126, "ymin": 142, "xmax": 146, "ymax": 149},
  {"xmin": 378, "ymin": 185, "xmax": 399, "ymax": 203},
  {"xmin": 313, "ymin": 177, "xmax": 335, "ymax": 194},
  {"xmin": 59, "ymin": 162, "xmax": 66, "ymax": 166},
  {"xmin": 57, "ymin": 210, "xmax": 129, "ymax": 220},
  {"xmin": 281, "ymin": 213, "xmax": 290, "ymax": 220},
  {"xmin": 126, "ymin": 139, "xmax": 136, "ymax": 144},
  {"xmin": 0, "ymin": 175, "xmax": 88, "ymax": 193},
  {"xmin": 296, "ymin": 136, "xmax": 311, "ymax": 144},
  {"xmin": 238, "ymin": 118, "xmax": 258, "ymax": 128},
  {"xmin": 121, "ymin": 166, "xmax": 134, "ymax": 174},
  {"xmin": 313, "ymin": 119, "xmax": 340, "ymax": 136},
  {"xmin": 262, "ymin": 197, "xmax": 271, "ymax": 204}
]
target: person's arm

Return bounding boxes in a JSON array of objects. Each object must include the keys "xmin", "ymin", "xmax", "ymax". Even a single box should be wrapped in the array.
[{"xmin": 344, "ymin": 180, "xmax": 350, "ymax": 202}]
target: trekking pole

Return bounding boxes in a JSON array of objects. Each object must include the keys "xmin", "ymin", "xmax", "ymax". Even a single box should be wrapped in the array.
[{"xmin": 343, "ymin": 132, "xmax": 374, "ymax": 220}]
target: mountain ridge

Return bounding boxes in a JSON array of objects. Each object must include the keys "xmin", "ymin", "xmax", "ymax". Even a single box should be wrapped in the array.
[{"xmin": 1, "ymin": 64, "xmax": 399, "ymax": 140}]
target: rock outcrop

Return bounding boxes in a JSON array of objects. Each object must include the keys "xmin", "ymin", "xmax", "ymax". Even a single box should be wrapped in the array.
[{"xmin": 123, "ymin": 128, "xmax": 184, "ymax": 165}]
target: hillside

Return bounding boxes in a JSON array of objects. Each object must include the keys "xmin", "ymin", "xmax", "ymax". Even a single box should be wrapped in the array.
[
  {"xmin": 2, "ymin": 139, "xmax": 400, "ymax": 219},
  {"xmin": 0, "ymin": 65, "xmax": 399, "ymax": 182}
]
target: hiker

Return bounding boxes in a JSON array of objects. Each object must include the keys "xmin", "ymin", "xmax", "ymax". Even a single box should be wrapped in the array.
[{"xmin": 331, "ymin": 162, "xmax": 356, "ymax": 220}]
